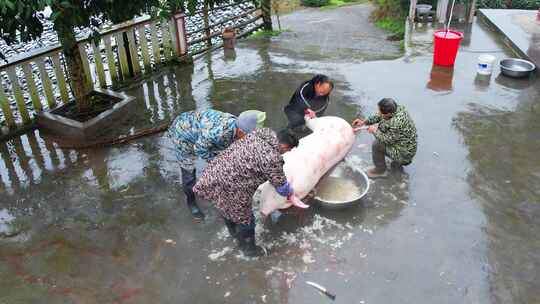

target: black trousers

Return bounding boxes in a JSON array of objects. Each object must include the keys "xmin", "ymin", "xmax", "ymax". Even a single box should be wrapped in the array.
[
  {"xmin": 181, "ymin": 168, "xmax": 197, "ymax": 202},
  {"xmin": 372, "ymin": 140, "xmax": 388, "ymax": 172},
  {"xmin": 372, "ymin": 140, "xmax": 411, "ymax": 171}
]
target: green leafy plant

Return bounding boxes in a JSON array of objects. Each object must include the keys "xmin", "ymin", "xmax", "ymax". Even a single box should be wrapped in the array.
[
  {"xmin": 302, "ymin": 0, "xmax": 330, "ymax": 7},
  {"xmin": 371, "ymin": 0, "xmax": 408, "ymax": 20},
  {"xmin": 251, "ymin": 29, "xmax": 290, "ymax": 37},
  {"xmin": 375, "ymin": 16, "xmax": 405, "ymax": 36},
  {"xmin": 306, "ymin": 0, "xmax": 368, "ymax": 9},
  {"xmin": 477, "ymin": 0, "xmax": 540, "ymax": 8},
  {"xmin": 370, "ymin": 0, "xmax": 406, "ymax": 49}
]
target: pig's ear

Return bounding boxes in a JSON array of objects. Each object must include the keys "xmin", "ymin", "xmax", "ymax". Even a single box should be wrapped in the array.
[{"xmin": 290, "ymin": 196, "xmax": 309, "ymax": 209}]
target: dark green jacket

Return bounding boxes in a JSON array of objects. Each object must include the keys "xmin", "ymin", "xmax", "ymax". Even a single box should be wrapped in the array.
[{"xmin": 366, "ymin": 105, "xmax": 418, "ymax": 164}]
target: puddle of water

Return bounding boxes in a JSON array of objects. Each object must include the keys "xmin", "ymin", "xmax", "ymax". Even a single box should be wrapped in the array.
[
  {"xmin": 0, "ymin": 208, "xmax": 15, "ymax": 235},
  {"xmin": 107, "ymin": 146, "xmax": 149, "ymax": 190}
]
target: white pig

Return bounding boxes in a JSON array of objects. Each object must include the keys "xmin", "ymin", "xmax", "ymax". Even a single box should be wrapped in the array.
[{"xmin": 259, "ymin": 116, "xmax": 355, "ymax": 215}]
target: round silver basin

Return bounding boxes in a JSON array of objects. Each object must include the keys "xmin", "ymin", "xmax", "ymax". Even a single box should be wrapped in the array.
[
  {"xmin": 416, "ymin": 4, "xmax": 432, "ymax": 14},
  {"xmin": 500, "ymin": 58, "xmax": 535, "ymax": 78},
  {"xmin": 313, "ymin": 161, "xmax": 370, "ymax": 209}
]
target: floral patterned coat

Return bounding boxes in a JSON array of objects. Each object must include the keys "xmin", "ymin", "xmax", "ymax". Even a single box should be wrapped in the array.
[
  {"xmin": 168, "ymin": 109, "xmax": 236, "ymax": 170},
  {"xmin": 193, "ymin": 128, "xmax": 289, "ymax": 224}
]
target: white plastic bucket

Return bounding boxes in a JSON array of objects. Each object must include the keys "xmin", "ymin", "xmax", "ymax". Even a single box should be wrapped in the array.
[{"xmin": 477, "ymin": 55, "xmax": 496, "ymax": 75}]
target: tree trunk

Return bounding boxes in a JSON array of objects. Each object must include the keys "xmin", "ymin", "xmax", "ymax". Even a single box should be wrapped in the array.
[
  {"xmin": 203, "ymin": 2, "xmax": 212, "ymax": 47},
  {"xmin": 123, "ymin": 32, "xmax": 135, "ymax": 77},
  {"xmin": 55, "ymin": 25, "xmax": 91, "ymax": 112},
  {"xmin": 261, "ymin": 0, "xmax": 273, "ymax": 31}
]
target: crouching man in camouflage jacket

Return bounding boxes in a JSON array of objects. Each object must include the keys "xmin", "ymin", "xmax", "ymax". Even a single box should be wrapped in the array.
[{"xmin": 352, "ymin": 98, "xmax": 417, "ymax": 178}]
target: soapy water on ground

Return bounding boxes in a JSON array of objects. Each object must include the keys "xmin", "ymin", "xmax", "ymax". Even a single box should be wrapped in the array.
[
  {"xmin": 207, "ymin": 147, "xmax": 411, "ymax": 264},
  {"xmin": 208, "ymin": 246, "xmax": 234, "ymax": 261},
  {"xmin": 344, "ymin": 154, "xmax": 371, "ymax": 173},
  {"xmin": 208, "ymin": 211, "xmax": 368, "ymax": 262},
  {"xmin": 204, "ymin": 134, "xmax": 410, "ymax": 298}
]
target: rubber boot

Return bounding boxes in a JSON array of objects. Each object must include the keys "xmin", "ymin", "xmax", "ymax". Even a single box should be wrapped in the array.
[
  {"xmin": 390, "ymin": 161, "xmax": 404, "ymax": 172},
  {"xmin": 367, "ymin": 167, "xmax": 387, "ymax": 179},
  {"xmin": 181, "ymin": 168, "xmax": 204, "ymax": 220},
  {"xmin": 239, "ymin": 236, "xmax": 266, "ymax": 257},
  {"xmin": 238, "ymin": 227, "xmax": 266, "ymax": 257},
  {"xmin": 223, "ymin": 217, "xmax": 238, "ymax": 238},
  {"xmin": 186, "ymin": 193, "xmax": 204, "ymax": 221},
  {"xmin": 369, "ymin": 140, "xmax": 388, "ymax": 179}
]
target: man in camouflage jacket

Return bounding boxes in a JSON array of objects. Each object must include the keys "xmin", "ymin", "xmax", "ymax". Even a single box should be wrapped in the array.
[{"xmin": 352, "ymin": 98, "xmax": 417, "ymax": 178}]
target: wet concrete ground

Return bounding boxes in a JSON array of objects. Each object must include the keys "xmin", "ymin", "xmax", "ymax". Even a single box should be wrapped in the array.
[
  {"xmin": 1, "ymin": 4, "xmax": 540, "ymax": 304},
  {"xmin": 479, "ymin": 9, "xmax": 540, "ymax": 67}
]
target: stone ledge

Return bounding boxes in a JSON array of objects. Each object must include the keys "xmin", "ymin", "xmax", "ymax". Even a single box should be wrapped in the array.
[
  {"xmin": 36, "ymin": 88, "xmax": 136, "ymax": 140},
  {"xmin": 478, "ymin": 9, "xmax": 540, "ymax": 67}
]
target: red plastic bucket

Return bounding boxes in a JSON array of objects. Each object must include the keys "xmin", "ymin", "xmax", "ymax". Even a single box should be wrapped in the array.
[{"xmin": 433, "ymin": 30, "xmax": 463, "ymax": 66}]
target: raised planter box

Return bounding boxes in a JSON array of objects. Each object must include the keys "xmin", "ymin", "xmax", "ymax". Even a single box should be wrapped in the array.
[{"xmin": 36, "ymin": 88, "xmax": 136, "ymax": 140}]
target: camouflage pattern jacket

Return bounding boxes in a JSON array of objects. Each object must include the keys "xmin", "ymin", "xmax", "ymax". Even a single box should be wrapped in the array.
[{"xmin": 366, "ymin": 105, "xmax": 418, "ymax": 164}]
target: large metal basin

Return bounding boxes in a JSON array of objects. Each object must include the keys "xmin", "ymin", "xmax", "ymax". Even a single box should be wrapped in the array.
[
  {"xmin": 500, "ymin": 58, "xmax": 535, "ymax": 78},
  {"xmin": 416, "ymin": 4, "xmax": 432, "ymax": 14},
  {"xmin": 313, "ymin": 161, "xmax": 370, "ymax": 209}
]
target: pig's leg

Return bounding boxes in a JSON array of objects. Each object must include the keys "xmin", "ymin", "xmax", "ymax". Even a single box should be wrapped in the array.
[{"xmin": 290, "ymin": 195, "xmax": 309, "ymax": 208}]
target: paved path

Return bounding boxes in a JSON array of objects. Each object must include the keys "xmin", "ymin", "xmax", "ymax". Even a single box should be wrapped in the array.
[{"xmin": 273, "ymin": 3, "xmax": 403, "ymax": 61}]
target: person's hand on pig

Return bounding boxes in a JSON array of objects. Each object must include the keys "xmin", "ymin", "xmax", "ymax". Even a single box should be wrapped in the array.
[
  {"xmin": 352, "ymin": 118, "xmax": 365, "ymax": 127},
  {"xmin": 368, "ymin": 124, "xmax": 378, "ymax": 134},
  {"xmin": 305, "ymin": 109, "xmax": 317, "ymax": 119}
]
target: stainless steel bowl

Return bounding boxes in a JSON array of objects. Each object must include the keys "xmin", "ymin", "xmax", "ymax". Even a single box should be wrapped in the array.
[
  {"xmin": 500, "ymin": 58, "xmax": 536, "ymax": 78},
  {"xmin": 313, "ymin": 161, "xmax": 370, "ymax": 210},
  {"xmin": 416, "ymin": 4, "xmax": 432, "ymax": 14}
]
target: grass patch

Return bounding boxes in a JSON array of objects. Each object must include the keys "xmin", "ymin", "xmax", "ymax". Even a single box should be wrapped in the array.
[
  {"xmin": 375, "ymin": 16, "xmax": 406, "ymax": 37},
  {"xmin": 250, "ymin": 29, "xmax": 290, "ymax": 38},
  {"xmin": 301, "ymin": 0, "xmax": 367, "ymax": 9},
  {"xmin": 329, "ymin": 0, "xmax": 347, "ymax": 5},
  {"xmin": 321, "ymin": 0, "xmax": 368, "ymax": 9},
  {"xmin": 371, "ymin": 0, "xmax": 408, "ymax": 50},
  {"xmin": 374, "ymin": 16, "xmax": 406, "ymax": 51}
]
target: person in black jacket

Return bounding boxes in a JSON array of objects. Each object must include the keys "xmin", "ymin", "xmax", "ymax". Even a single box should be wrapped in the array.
[{"xmin": 284, "ymin": 74, "xmax": 334, "ymax": 132}]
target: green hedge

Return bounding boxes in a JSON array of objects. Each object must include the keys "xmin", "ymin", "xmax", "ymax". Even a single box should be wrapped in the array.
[
  {"xmin": 301, "ymin": 0, "xmax": 330, "ymax": 6},
  {"xmin": 477, "ymin": 0, "xmax": 540, "ymax": 9},
  {"xmin": 371, "ymin": 0, "xmax": 409, "ymax": 19},
  {"xmin": 372, "ymin": 0, "xmax": 540, "ymax": 17}
]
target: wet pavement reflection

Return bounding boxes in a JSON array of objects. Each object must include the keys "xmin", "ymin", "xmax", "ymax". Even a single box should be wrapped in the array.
[{"xmin": 1, "ymin": 5, "xmax": 540, "ymax": 304}]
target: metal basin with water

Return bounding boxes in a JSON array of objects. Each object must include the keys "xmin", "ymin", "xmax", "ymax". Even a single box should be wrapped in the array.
[
  {"xmin": 500, "ymin": 58, "xmax": 536, "ymax": 78},
  {"xmin": 313, "ymin": 161, "xmax": 370, "ymax": 209}
]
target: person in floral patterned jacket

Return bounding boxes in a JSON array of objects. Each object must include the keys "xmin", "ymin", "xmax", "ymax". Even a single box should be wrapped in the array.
[
  {"xmin": 352, "ymin": 98, "xmax": 417, "ymax": 178},
  {"xmin": 168, "ymin": 109, "xmax": 266, "ymax": 220},
  {"xmin": 193, "ymin": 128, "xmax": 299, "ymax": 257}
]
